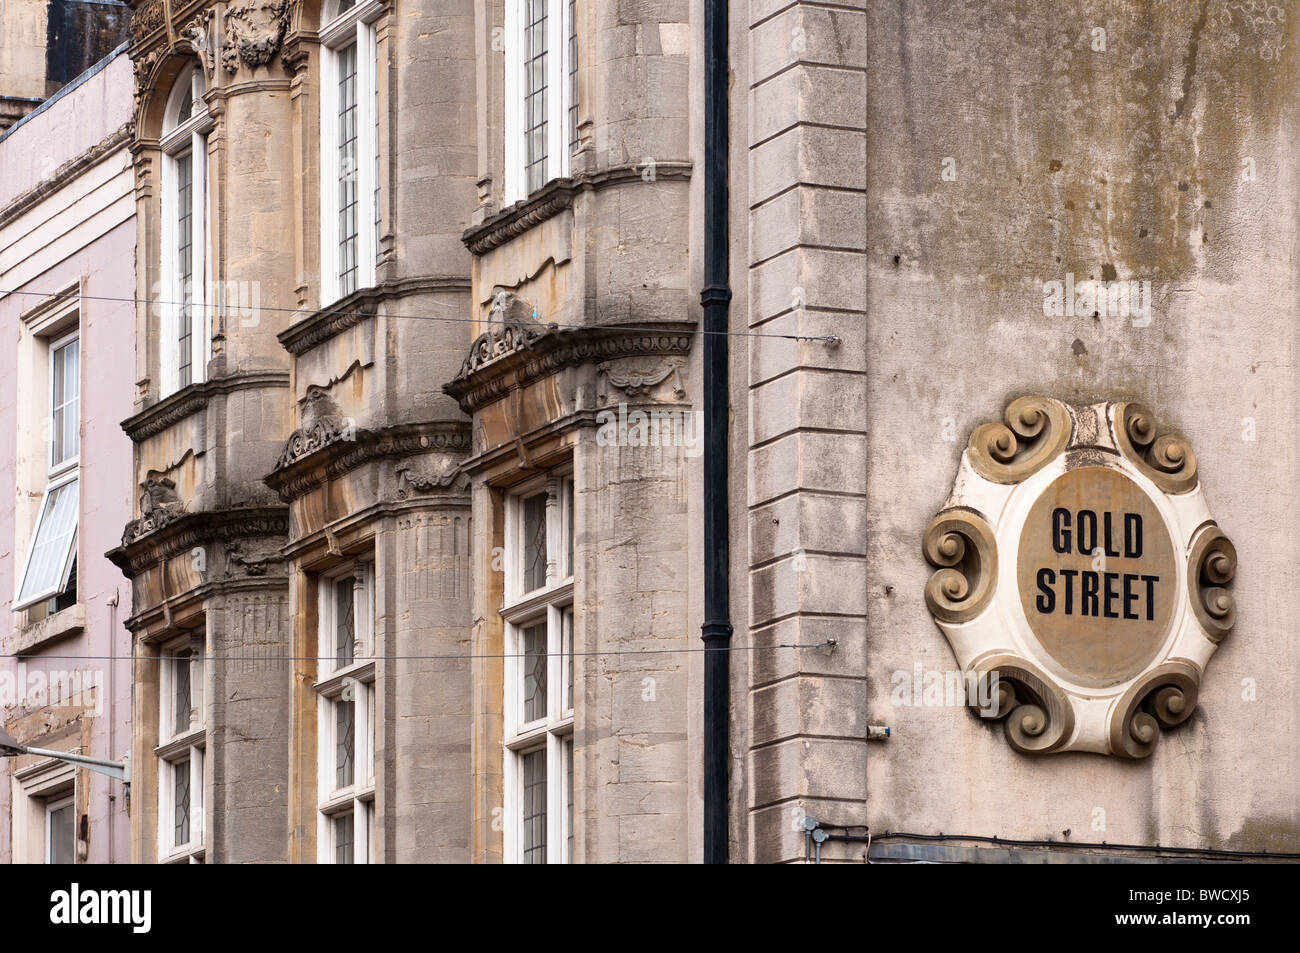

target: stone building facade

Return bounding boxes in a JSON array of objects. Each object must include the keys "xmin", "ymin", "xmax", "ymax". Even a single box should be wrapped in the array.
[
  {"xmin": 105, "ymin": 0, "xmax": 1298, "ymax": 864},
  {"xmin": 0, "ymin": 48, "xmax": 135, "ymax": 864}
]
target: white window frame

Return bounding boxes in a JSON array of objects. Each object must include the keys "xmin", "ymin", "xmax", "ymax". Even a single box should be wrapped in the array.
[
  {"xmin": 159, "ymin": 64, "xmax": 212, "ymax": 398},
  {"xmin": 156, "ymin": 630, "xmax": 206, "ymax": 863},
  {"xmin": 315, "ymin": 561, "xmax": 376, "ymax": 864},
  {"xmin": 14, "ymin": 327, "xmax": 80, "ymax": 611},
  {"xmin": 502, "ymin": 469, "xmax": 575, "ymax": 863},
  {"xmin": 319, "ymin": 0, "xmax": 382, "ymax": 306},
  {"xmin": 504, "ymin": 0, "xmax": 577, "ymax": 204},
  {"xmin": 44, "ymin": 794, "xmax": 75, "ymax": 865}
]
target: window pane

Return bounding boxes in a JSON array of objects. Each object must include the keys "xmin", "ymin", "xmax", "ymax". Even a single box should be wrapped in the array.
[
  {"xmin": 374, "ymin": 40, "xmax": 381, "ymax": 260},
  {"xmin": 16, "ymin": 479, "xmax": 78, "ymax": 608},
  {"xmin": 523, "ymin": 492, "xmax": 547, "ymax": 591},
  {"xmin": 47, "ymin": 802, "xmax": 74, "ymax": 864},
  {"xmin": 567, "ymin": 0, "xmax": 578, "ymax": 154},
  {"xmin": 523, "ymin": 0, "xmax": 549, "ymax": 193},
  {"xmin": 335, "ymin": 577, "xmax": 356, "ymax": 668},
  {"xmin": 174, "ymin": 758, "xmax": 191, "ymax": 847},
  {"xmin": 564, "ymin": 478, "xmax": 574, "ymax": 577},
  {"xmin": 174, "ymin": 648, "xmax": 192, "ymax": 736},
  {"xmin": 176, "ymin": 152, "xmax": 194, "ymax": 388},
  {"xmin": 334, "ymin": 812, "xmax": 354, "ymax": 864},
  {"xmin": 49, "ymin": 556, "xmax": 77, "ymax": 614},
  {"xmin": 522, "ymin": 623, "xmax": 547, "ymax": 723},
  {"xmin": 521, "ymin": 748, "xmax": 546, "ymax": 863},
  {"xmin": 565, "ymin": 737, "xmax": 574, "ymax": 863},
  {"xmin": 562, "ymin": 607, "xmax": 574, "ymax": 712},
  {"xmin": 335, "ymin": 698, "xmax": 355, "ymax": 789},
  {"xmin": 337, "ymin": 41, "xmax": 359, "ymax": 295},
  {"xmin": 51, "ymin": 337, "xmax": 79, "ymax": 466}
]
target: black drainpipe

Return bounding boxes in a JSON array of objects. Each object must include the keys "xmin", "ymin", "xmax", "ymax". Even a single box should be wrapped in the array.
[{"xmin": 701, "ymin": 0, "xmax": 732, "ymax": 865}]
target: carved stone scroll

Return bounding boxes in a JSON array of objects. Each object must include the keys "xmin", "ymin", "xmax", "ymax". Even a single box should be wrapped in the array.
[
  {"xmin": 1187, "ymin": 522, "xmax": 1238, "ymax": 642},
  {"xmin": 1112, "ymin": 402, "xmax": 1198, "ymax": 494},
  {"xmin": 1107, "ymin": 662, "xmax": 1200, "ymax": 759},
  {"xmin": 967, "ymin": 395, "xmax": 1072, "ymax": 484},
  {"xmin": 922, "ymin": 508, "xmax": 998, "ymax": 624}
]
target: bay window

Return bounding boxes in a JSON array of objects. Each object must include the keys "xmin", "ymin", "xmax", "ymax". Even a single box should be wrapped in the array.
[
  {"xmin": 316, "ymin": 561, "xmax": 376, "ymax": 863},
  {"xmin": 157, "ymin": 630, "xmax": 205, "ymax": 863},
  {"xmin": 504, "ymin": 0, "xmax": 579, "ymax": 203},
  {"xmin": 320, "ymin": 0, "xmax": 382, "ymax": 305},
  {"xmin": 502, "ymin": 470, "xmax": 575, "ymax": 863},
  {"xmin": 160, "ymin": 65, "xmax": 210, "ymax": 396}
]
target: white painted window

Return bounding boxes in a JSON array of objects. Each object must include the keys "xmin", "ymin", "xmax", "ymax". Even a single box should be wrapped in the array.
[
  {"xmin": 504, "ymin": 0, "xmax": 578, "ymax": 204},
  {"xmin": 320, "ymin": 0, "xmax": 382, "ymax": 305},
  {"xmin": 160, "ymin": 65, "xmax": 211, "ymax": 397},
  {"xmin": 502, "ymin": 471, "xmax": 575, "ymax": 863},
  {"xmin": 44, "ymin": 794, "xmax": 74, "ymax": 864},
  {"xmin": 316, "ymin": 562, "xmax": 376, "ymax": 863},
  {"xmin": 15, "ymin": 329, "xmax": 79, "ymax": 611},
  {"xmin": 157, "ymin": 630, "xmax": 205, "ymax": 863}
]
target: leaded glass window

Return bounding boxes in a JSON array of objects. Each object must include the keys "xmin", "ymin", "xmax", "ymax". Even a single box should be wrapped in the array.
[
  {"xmin": 174, "ymin": 757, "xmax": 191, "ymax": 848},
  {"xmin": 522, "ymin": 749, "xmax": 547, "ymax": 863}
]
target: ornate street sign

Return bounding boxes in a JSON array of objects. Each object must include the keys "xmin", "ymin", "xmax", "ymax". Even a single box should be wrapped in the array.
[{"xmin": 923, "ymin": 397, "xmax": 1237, "ymax": 759}]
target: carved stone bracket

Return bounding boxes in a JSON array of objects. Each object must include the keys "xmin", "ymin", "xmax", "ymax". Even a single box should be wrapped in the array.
[
  {"xmin": 1112, "ymin": 402, "xmax": 1198, "ymax": 494},
  {"xmin": 922, "ymin": 508, "xmax": 998, "ymax": 623}
]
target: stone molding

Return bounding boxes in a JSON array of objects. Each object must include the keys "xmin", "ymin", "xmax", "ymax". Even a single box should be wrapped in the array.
[
  {"xmin": 0, "ymin": 124, "xmax": 133, "ymax": 230},
  {"xmin": 107, "ymin": 505, "xmax": 289, "ymax": 579},
  {"xmin": 277, "ymin": 276, "xmax": 470, "ymax": 356},
  {"xmin": 444, "ymin": 315, "xmax": 696, "ymax": 415},
  {"xmin": 264, "ymin": 420, "xmax": 471, "ymax": 503},
  {"xmin": 121, "ymin": 371, "xmax": 290, "ymax": 442},
  {"xmin": 462, "ymin": 162, "xmax": 692, "ymax": 256}
]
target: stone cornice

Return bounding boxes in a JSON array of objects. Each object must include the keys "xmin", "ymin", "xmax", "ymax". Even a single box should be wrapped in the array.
[
  {"xmin": 463, "ymin": 161, "xmax": 692, "ymax": 256},
  {"xmin": 121, "ymin": 371, "xmax": 290, "ymax": 443},
  {"xmin": 278, "ymin": 275, "xmax": 471, "ymax": 356},
  {"xmin": 443, "ymin": 321, "xmax": 697, "ymax": 414},
  {"xmin": 264, "ymin": 420, "xmax": 471, "ymax": 503},
  {"xmin": 0, "ymin": 124, "xmax": 132, "ymax": 230},
  {"xmin": 107, "ymin": 505, "xmax": 289, "ymax": 579}
]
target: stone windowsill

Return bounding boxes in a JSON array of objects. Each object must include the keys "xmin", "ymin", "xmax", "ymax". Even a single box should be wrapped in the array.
[{"xmin": 6, "ymin": 603, "xmax": 84, "ymax": 656}]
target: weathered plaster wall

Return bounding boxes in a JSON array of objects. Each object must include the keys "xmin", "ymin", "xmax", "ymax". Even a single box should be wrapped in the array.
[{"xmin": 853, "ymin": 1, "xmax": 1299, "ymax": 854}]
